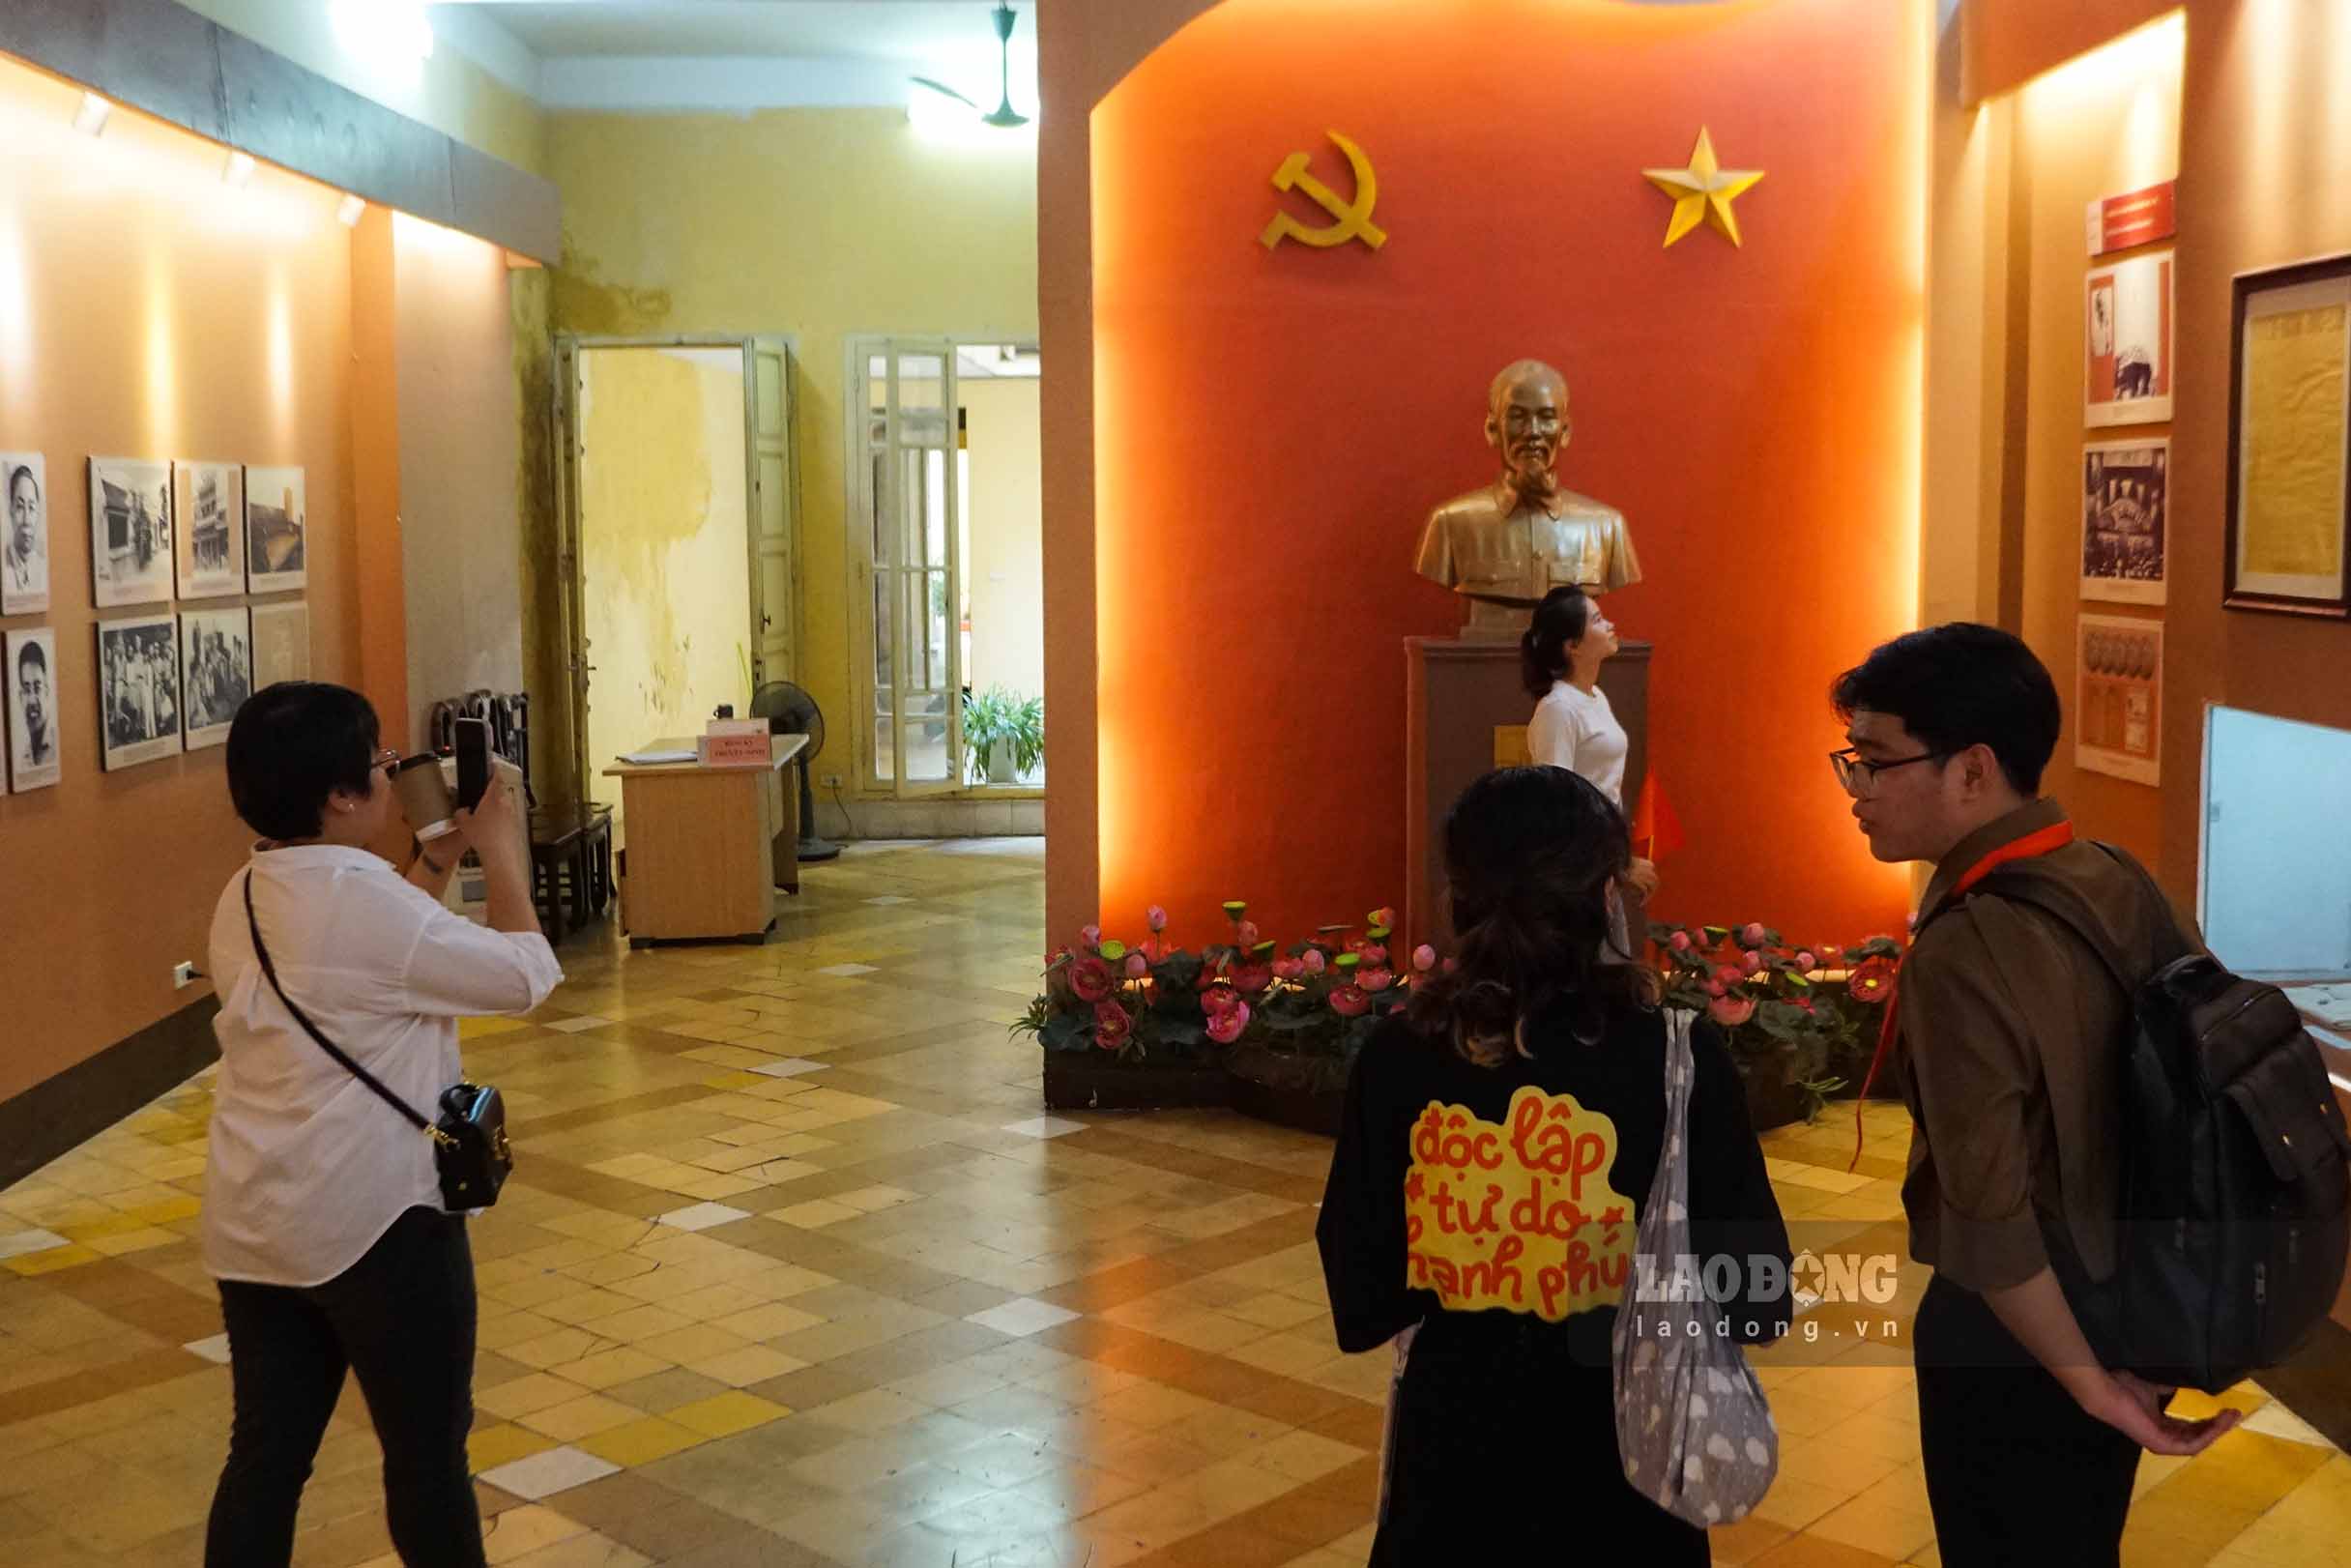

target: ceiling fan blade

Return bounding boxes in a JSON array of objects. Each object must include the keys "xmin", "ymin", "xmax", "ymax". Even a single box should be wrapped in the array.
[{"xmin": 909, "ymin": 75, "xmax": 981, "ymax": 110}]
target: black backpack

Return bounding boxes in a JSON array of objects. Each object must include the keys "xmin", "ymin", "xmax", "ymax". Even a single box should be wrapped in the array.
[{"xmin": 1966, "ymin": 844, "xmax": 2351, "ymax": 1393}]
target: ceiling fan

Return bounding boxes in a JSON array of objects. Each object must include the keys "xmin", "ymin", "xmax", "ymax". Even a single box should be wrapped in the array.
[{"xmin": 911, "ymin": 2, "xmax": 1030, "ymax": 129}]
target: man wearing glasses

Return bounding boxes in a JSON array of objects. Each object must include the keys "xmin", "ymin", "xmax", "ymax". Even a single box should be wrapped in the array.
[{"xmin": 1829, "ymin": 624, "xmax": 2234, "ymax": 1567}]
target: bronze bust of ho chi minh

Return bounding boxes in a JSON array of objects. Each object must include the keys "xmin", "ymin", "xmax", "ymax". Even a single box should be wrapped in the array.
[{"xmin": 1413, "ymin": 358, "xmax": 1641, "ymax": 641}]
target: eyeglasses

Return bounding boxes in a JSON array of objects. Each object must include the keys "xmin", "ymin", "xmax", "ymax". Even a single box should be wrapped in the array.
[
  {"xmin": 370, "ymin": 747, "xmax": 401, "ymax": 775},
  {"xmin": 1829, "ymin": 746, "xmax": 1941, "ymax": 798}
]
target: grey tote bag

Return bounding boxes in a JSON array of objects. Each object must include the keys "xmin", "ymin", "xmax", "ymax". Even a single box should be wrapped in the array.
[{"xmin": 1610, "ymin": 1009, "xmax": 1781, "ymax": 1527}]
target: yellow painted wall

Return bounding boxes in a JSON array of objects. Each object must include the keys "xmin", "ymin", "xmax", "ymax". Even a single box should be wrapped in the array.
[
  {"xmin": 578, "ymin": 345, "xmax": 752, "ymax": 833},
  {"xmin": 545, "ymin": 108, "xmax": 1039, "ymax": 796},
  {"xmin": 174, "ymin": 0, "xmax": 548, "ymax": 174},
  {"xmin": 961, "ymin": 378, "xmax": 1045, "ymax": 704}
]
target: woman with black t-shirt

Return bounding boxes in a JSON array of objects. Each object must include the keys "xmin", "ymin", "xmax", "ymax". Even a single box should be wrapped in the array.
[{"xmin": 1317, "ymin": 766, "xmax": 1792, "ymax": 1563}]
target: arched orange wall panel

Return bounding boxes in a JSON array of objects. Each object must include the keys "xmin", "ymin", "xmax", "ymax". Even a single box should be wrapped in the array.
[{"xmin": 1089, "ymin": 0, "xmax": 1925, "ymax": 950}]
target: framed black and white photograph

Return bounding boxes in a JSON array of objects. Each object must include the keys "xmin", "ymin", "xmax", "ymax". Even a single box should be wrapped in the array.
[
  {"xmin": 97, "ymin": 614, "xmax": 183, "ymax": 770},
  {"xmin": 245, "ymin": 465, "xmax": 306, "ymax": 594},
  {"xmin": 250, "ymin": 600, "xmax": 310, "ymax": 687},
  {"xmin": 2081, "ymin": 440, "xmax": 2168, "ymax": 605},
  {"xmin": 89, "ymin": 457, "xmax": 174, "ymax": 608},
  {"xmin": 180, "ymin": 607, "xmax": 251, "ymax": 751},
  {"xmin": 2224, "ymin": 254, "xmax": 2351, "ymax": 617},
  {"xmin": 3, "ymin": 453, "xmax": 48, "ymax": 616},
  {"xmin": 173, "ymin": 461, "xmax": 246, "ymax": 600},
  {"xmin": 6, "ymin": 626, "xmax": 59, "ymax": 793}
]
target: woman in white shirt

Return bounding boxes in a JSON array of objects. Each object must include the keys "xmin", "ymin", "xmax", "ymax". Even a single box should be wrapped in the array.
[
  {"xmin": 1521, "ymin": 586, "xmax": 1658, "ymax": 950},
  {"xmin": 203, "ymin": 682, "xmax": 561, "ymax": 1568}
]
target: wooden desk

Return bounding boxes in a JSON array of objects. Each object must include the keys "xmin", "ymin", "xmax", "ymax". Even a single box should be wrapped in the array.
[{"xmin": 602, "ymin": 735, "xmax": 806, "ymax": 946}]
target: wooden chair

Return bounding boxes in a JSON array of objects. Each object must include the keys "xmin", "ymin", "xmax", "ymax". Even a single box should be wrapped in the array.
[{"xmin": 528, "ymin": 803, "xmax": 614, "ymax": 943}]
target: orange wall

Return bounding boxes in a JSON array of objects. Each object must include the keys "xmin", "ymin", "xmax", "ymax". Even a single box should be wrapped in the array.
[
  {"xmin": 1088, "ymin": 0, "xmax": 1925, "ymax": 949},
  {"xmin": 0, "ymin": 57, "xmax": 359, "ymax": 1102}
]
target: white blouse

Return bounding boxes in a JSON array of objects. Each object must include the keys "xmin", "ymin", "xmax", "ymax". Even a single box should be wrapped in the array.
[
  {"xmin": 1527, "ymin": 679, "xmax": 1628, "ymax": 806},
  {"xmin": 201, "ymin": 844, "xmax": 563, "ymax": 1288}
]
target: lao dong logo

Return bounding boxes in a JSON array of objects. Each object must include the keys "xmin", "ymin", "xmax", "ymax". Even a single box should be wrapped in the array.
[{"xmin": 1633, "ymin": 1250, "xmax": 1901, "ymax": 1309}]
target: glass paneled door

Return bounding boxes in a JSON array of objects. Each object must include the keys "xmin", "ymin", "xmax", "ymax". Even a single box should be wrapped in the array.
[{"xmin": 866, "ymin": 341, "xmax": 962, "ymax": 793}]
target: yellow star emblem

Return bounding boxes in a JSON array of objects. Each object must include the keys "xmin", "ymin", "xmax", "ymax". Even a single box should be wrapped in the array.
[{"xmin": 1642, "ymin": 128, "xmax": 1764, "ymax": 248}]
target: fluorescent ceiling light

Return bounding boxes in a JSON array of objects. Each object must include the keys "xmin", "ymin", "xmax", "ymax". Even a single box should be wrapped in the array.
[
  {"xmin": 338, "ymin": 194, "xmax": 366, "ymax": 227},
  {"xmin": 223, "ymin": 151, "xmax": 256, "ymax": 188},
  {"xmin": 73, "ymin": 93, "xmax": 112, "ymax": 137}
]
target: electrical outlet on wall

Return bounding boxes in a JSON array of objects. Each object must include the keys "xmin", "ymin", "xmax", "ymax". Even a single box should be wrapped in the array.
[
  {"xmin": 172, "ymin": 961, "xmax": 198, "ymax": 989},
  {"xmin": 822, "ymin": 773, "xmax": 843, "ymax": 788}
]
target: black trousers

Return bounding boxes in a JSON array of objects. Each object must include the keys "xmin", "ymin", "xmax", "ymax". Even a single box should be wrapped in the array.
[
  {"xmin": 206, "ymin": 1206, "xmax": 487, "ymax": 1568},
  {"xmin": 1913, "ymin": 1273, "xmax": 2141, "ymax": 1568}
]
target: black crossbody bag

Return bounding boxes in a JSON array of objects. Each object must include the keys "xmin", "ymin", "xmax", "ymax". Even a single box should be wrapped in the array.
[{"xmin": 243, "ymin": 871, "xmax": 513, "ymax": 1210}]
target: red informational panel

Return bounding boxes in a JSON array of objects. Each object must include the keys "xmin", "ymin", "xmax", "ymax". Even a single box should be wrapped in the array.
[{"xmin": 2087, "ymin": 180, "xmax": 2178, "ymax": 256}]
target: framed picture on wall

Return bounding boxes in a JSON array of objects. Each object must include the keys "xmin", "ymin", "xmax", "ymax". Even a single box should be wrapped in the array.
[
  {"xmin": 245, "ymin": 466, "xmax": 306, "ymax": 594},
  {"xmin": 180, "ymin": 607, "xmax": 252, "ymax": 751},
  {"xmin": 2223, "ymin": 254, "xmax": 2351, "ymax": 617},
  {"xmin": 96, "ymin": 614, "xmax": 183, "ymax": 770},
  {"xmin": 250, "ymin": 601, "xmax": 310, "ymax": 687},
  {"xmin": 173, "ymin": 461, "xmax": 247, "ymax": 600},
  {"xmin": 3, "ymin": 453, "xmax": 49, "ymax": 616},
  {"xmin": 2086, "ymin": 249, "xmax": 2174, "ymax": 427},
  {"xmin": 88, "ymin": 457, "xmax": 174, "ymax": 607},
  {"xmin": 2080, "ymin": 440, "xmax": 2167, "ymax": 604},
  {"xmin": 2075, "ymin": 613, "xmax": 2163, "ymax": 787},
  {"xmin": 6, "ymin": 626, "xmax": 60, "ymax": 792}
]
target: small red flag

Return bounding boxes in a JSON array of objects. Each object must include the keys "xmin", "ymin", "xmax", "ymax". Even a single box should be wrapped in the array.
[{"xmin": 1630, "ymin": 769, "xmax": 1685, "ymax": 861}]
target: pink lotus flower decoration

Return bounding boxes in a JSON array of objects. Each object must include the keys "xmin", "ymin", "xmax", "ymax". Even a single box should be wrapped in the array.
[
  {"xmin": 1272, "ymin": 956, "xmax": 1306, "ymax": 982},
  {"xmin": 1441, "ymin": 956, "xmax": 1460, "ymax": 974},
  {"xmin": 1740, "ymin": 950, "xmax": 1764, "ymax": 976},
  {"xmin": 1713, "ymin": 964, "xmax": 1744, "ymax": 990},
  {"xmin": 1237, "ymin": 920, "xmax": 1260, "ymax": 947},
  {"xmin": 1740, "ymin": 922, "xmax": 1767, "ymax": 948},
  {"xmin": 1359, "ymin": 967, "xmax": 1395, "ymax": 993},
  {"xmin": 1708, "ymin": 994, "xmax": 1757, "ymax": 1028},
  {"xmin": 1070, "ymin": 957, "xmax": 1114, "ymax": 1003},
  {"xmin": 1146, "ymin": 905, "xmax": 1168, "ymax": 933},
  {"xmin": 1234, "ymin": 964, "xmax": 1273, "ymax": 995},
  {"xmin": 1094, "ymin": 1001, "xmax": 1133, "ymax": 1051},
  {"xmin": 1201, "ymin": 986, "xmax": 1241, "ymax": 1019},
  {"xmin": 1330, "ymin": 984, "xmax": 1371, "ymax": 1018},
  {"xmin": 1123, "ymin": 952, "xmax": 1148, "ymax": 980},
  {"xmin": 1794, "ymin": 950, "xmax": 1817, "ymax": 972},
  {"xmin": 1705, "ymin": 979, "xmax": 1727, "ymax": 1000},
  {"xmin": 1370, "ymin": 907, "xmax": 1397, "ymax": 932},
  {"xmin": 1081, "ymin": 924, "xmax": 1102, "ymax": 948},
  {"xmin": 1669, "ymin": 931, "xmax": 1692, "ymax": 953},
  {"xmin": 1205, "ymin": 1000, "xmax": 1251, "ymax": 1045},
  {"xmin": 1849, "ymin": 956, "xmax": 1900, "ymax": 1005},
  {"xmin": 1302, "ymin": 949, "xmax": 1328, "ymax": 974},
  {"xmin": 1412, "ymin": 944, "xmax": 1437, "ymax": 974}
]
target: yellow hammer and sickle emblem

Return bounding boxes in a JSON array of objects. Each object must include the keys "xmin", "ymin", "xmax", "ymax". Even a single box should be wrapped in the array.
[{"xmin": 1259, "ymin": 131, "xmax": 1387, "ymax": 251}]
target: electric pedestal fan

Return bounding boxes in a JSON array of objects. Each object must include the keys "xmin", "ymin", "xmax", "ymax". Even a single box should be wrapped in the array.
[{"xmin": 751, "ymin": 682, "xmax": 842, "ymax": 863}]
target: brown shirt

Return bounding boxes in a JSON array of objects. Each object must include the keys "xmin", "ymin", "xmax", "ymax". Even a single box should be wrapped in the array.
[{"xmin": 1897, "ymin": 799, "xmax": 2184, "ymax": 1293}]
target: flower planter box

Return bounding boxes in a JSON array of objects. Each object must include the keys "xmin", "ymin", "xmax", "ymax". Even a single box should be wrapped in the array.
[
  {"xmin": 1224, "ymin": 1046, "xmax": 1348, "ymax": 1138},
  {"xmin": 1741, "ymin": 1068, "xmax": 1809, "ymax": 1135},
  {"xmin": 1040, "ymin": 1054, "xmax": 1227, "ymax": 1113}
]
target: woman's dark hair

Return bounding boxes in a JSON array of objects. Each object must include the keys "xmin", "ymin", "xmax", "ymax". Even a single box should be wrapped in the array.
[
  {"xmin": 1830, "ymin": 623, "xmax": 2060, "ymax": 797},
  {"xmin": 1518, "ymin": 585, "xmax": 1593, "ymax": 699},
  {"xmin": 225, "ymin": 682, "xmax": 380, "ymax": 841},
  {"xmin": 1408, "ymin": 766, "xmax": 1653, "ymax": 1066}
]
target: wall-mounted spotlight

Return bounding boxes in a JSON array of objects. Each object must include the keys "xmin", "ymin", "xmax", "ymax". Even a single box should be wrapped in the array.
[
  {"xmin": 338, "ymin": 194, "xmax": 366, "ymax": 227},
  {"xmin": 224, "ymin": 151, "xmax": 256, "ymax": 188},
  {"xmin": 73, "ymin": 93, "xmax": 112, "ymax": 137}
]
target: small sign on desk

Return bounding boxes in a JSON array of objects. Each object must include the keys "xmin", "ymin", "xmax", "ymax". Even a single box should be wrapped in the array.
[{"xmin": 700, "ymin": 719, "xmax": 772, "ymax": 768}]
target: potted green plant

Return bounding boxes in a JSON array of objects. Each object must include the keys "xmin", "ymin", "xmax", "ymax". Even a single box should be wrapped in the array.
[{"xmin": 961, "ymin": 686, "xmax": 1044, "ymax": 785}]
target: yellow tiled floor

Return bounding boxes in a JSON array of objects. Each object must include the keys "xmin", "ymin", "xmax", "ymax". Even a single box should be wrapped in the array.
[{"xmin": 0, "ymin": 836, "xmax": 2345, "ymax": 1565}]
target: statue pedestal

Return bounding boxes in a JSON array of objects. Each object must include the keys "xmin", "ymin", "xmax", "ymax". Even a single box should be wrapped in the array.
[{"xmin": 1405, "ymin": 637, "xmax": 1651, "ymax": 951}]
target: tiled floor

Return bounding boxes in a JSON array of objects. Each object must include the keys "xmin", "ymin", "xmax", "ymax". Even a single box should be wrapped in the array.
[{"xmin": 1, "ymin": 837, "xmax": 2346, "ymax": 1566}]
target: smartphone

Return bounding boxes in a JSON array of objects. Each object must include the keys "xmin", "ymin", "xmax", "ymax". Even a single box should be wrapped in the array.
[{"xmin": 454, "ymin": 716, "xmax": 492, "ymax": 812}]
